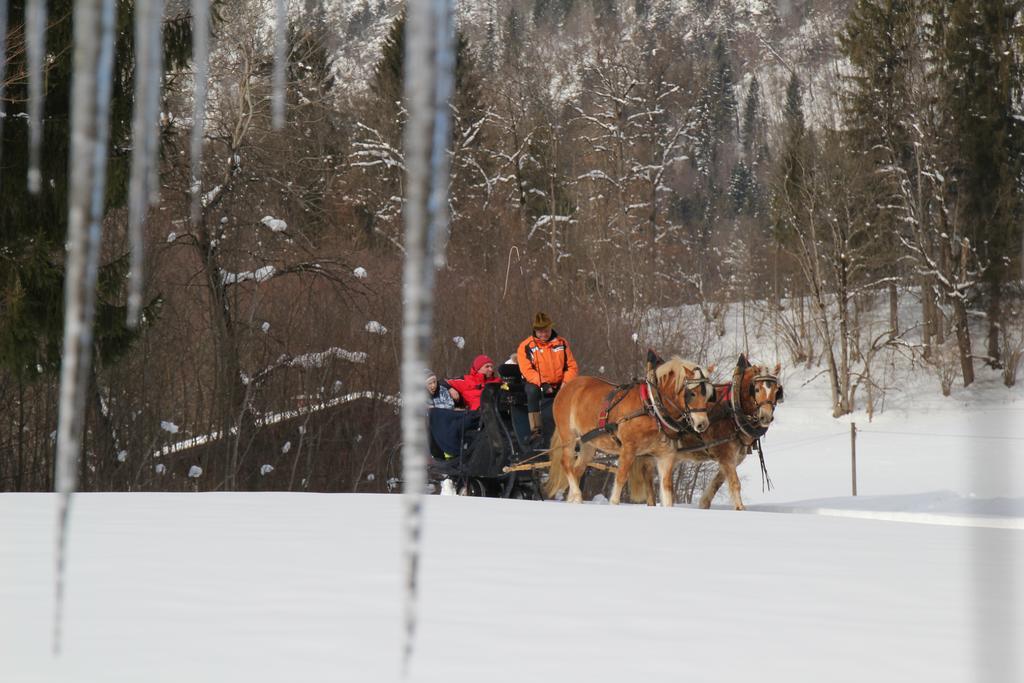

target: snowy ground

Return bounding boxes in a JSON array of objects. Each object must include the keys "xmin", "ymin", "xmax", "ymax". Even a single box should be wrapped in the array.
[
  {"xmin": 3, "ymin": 300, "xmax": 1023, "ymax": 681},
  {"xmin": 2, "ymin": 487, "xmax": 1022, "ymax": 682},
  {"xmin": 3, "ymin": 378, "xmax": 1022, "ymax": 683}
]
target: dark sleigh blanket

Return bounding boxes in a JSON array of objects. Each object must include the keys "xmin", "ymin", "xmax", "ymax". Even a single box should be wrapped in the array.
[{"xmin": 428, "ymin": 408, "xmax": 479, "ymax": 457}]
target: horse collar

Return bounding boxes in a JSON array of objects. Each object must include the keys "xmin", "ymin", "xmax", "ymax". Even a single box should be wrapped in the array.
[
  {"xmin": 644, "ymin": 378, "xmax": 691, "ymax": 436},
  {"xmin": 732, "ymin": 367, "xmax": 769, "ymax": 441}
]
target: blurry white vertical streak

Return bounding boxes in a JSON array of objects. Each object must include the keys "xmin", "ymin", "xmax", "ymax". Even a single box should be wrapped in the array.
[
  {"xmin": 126, "ymin": 0, "xmax": 164, "ymax": 326},
  {"xmin": 145, "ymin": 0, "xmax": 163, "ymax": 205},
  {"xmin": 0, "ymin": 0, "xmax": 9, "ymax": 177},
  {"xmin": 400, "ymin": 0, "xmax": 454, "ymax": 675},
  {"xmin": 272, "ymin": 0, "xmax": 286, "ymax": 128},
  {"xmin": 189, "ymin": 0, "xmax": 210, "ymax": 225},
  {"xmin": 25, "ymin": 0, "xmax": 45, "ymax": 192},
  {"xmin": 399, "ymin": 0, "xmax": 432, "ymax": 674},
  {"xmin": 53, "ymin": 0, "xmax": 116, "ymax": 654},
  {"xmin": 426, "ymin": 0, "xmax": 454, "ymax": 273}
]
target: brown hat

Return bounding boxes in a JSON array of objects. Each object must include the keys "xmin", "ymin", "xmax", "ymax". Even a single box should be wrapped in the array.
[{"xmin": 532, "ymin": 311, "xmax": 553, "ymax": 330}]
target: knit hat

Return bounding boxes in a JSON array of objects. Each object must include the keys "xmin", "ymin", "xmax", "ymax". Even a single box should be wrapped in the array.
[
  {"xmin": 532, "ymin": 311, "xmax": 553, "ymax": 330},
  {"xmin": 425, "ymin": 368, "xmax": 437, "ymax": 381},
  {"xmin": 471, "ymin": 354, "xmax": 494, "ymax": 373}
]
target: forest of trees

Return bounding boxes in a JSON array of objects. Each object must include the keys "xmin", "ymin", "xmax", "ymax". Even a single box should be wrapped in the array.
[{"xmin": 1, "ymin": 0, "xmax": 1021, "ymax": 493}]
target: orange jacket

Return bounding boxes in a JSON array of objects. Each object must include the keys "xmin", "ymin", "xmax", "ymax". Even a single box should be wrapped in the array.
[{"xmin": 516, "ymin": 331, "xmax": 579, "ymax": 388}]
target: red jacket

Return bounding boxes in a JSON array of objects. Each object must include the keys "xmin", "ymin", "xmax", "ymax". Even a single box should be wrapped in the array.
[
  {"xmin": 446, "ymin": 371, "xmax": 501, "ymax": 411},
  {"xmin": 517, "ymin": 331, "xmax": 579, "ymax": 387}
]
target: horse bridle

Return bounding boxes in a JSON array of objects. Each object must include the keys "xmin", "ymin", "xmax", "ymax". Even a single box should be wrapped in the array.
[
  {"xmin": 647, "ymin": 373, "xmax": 716, "ymax": 435},
  {"xmin": 731, "ymin": 367, "xmax": 784, "ymax": 440},
  {"xmin": 750, "ymin": 373, "xmax": 784, "ymax": 408}
]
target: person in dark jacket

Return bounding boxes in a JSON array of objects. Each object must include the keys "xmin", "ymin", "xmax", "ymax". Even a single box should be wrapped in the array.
[{"xmin": 516, "ymin": 312, "xmax": 579, "ymax": 445}]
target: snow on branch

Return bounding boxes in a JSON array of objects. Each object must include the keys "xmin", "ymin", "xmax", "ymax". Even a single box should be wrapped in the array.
[
  {"xmin": 528, "ymin": 214, "xmax": 573, "ymax": 240},
  {"xmin": 260, "ymin": 216, "xmax": 288, "ymax": 232},
  {"xmin": 351, "ymin": 122, "xmax": 405, "ymax": 171},
  {"xmin": 243, "ymin": 347, "xmax": 368, "ymax": 388},
  {"xmin": 221, "ymin": 265, "xmax": 276, "ymax": 285},
  {"xmin": 219, "ymin": 260, "xmax": 351, "ymax": 288},
  {"xmin": 152, "ymin": 390, "xmax": 398, "ymax": 458}
]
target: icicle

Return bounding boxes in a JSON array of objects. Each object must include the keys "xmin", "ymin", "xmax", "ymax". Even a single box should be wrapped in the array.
[
  {"xmin": 126, "ymin": 0, "xmax": 165, "ymax": 326},
  {"xmin": 25, "ymin": 0, "xmax": 46, "ymax": 193},
  {"xmin": 189, "ymin": 0, "xmax": 210, "ymax": 226},
  {"xmin": 272, "ymin": 0, "xmax": 286, "ymax": 128},
  {"xmin": 0, "ymin": 0, "xmax": 9, "ymax": 178},
  {"xmin": 400, "ymin": 0, "xmax": 455, "ymax": 675},
  {"xmin": 427, "ymin": 0, "xmax": 455, "ymax": 274},
  {"xmin": 146, "ymin": 0, "xmax": 163, "ymax": 206},
  {"xmin": 54, "ymin": 0, "xmax": 117, "ymax": 654}
]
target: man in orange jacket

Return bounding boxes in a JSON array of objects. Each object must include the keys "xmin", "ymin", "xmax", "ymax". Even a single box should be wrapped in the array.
[{"xmin": 516, "ymin": 312, "xmax": 579, "ymax": 445}]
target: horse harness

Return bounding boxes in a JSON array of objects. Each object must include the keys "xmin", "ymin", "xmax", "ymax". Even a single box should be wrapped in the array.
[
  {"xmin": 576, "ymin": 373, "xmax": 715, "ymax": 449},
  {"xmin": 728, "ymin": 366, "xmax": 784, "ymax": 443},
  {"xmin": 725, "ymin": 365, "xmax": 784, "ymax": 491}
]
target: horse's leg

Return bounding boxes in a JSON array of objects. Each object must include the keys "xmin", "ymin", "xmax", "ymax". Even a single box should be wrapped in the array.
[
  {"xmin": 572, "ymin": 443, "xmax": 595, "ymax": 489},
  {"xmin": 626, "ymin": 458, "xmax": 655, "ymax": 505},
  {"xmin": 724, "ymin": 458, "xmax": 749, "ymax": 511},
  {"xmin": 699, "ymin": 468, "xmax": 726, "ymax": 509},
  {"xmin": 644, "ymin": 459, "xmax": 656, "ymax": 506},
  {"xmin": 609, "ymin": 445, "xmax": 636, "ymax": 505},
  {"xmin": 656, "ymin": 455, "xmax": 675, "ymax": 508},
  {"xmin": 564, "ymin": 443, "xmax": 585, "ymax": 504}
]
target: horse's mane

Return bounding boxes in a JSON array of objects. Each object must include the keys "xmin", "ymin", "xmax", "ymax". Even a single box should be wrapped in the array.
[{"xmin": 655, "ymin": 356, "xmax": 705, "ymax": 392}]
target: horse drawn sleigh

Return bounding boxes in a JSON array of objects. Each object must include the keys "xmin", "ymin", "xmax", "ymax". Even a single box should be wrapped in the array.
[{"xmin": 414, "ymin": 352, "xmax": 784, "ymax": 509}]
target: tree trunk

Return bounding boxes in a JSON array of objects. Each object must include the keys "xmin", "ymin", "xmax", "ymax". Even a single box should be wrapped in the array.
[
  {"xmin": 90, "ymin": 371, "xmax": 121, "ymax": 489},
  {"xmin": 888, "ymin": 281, "xmax": 898, "ymax": 339},
  {"xmin": 838, "ymin": 278, "xmax": 852, "ymax": 413},
  {"xmin": 16, "ymin": 376, "xmax": 26, "ymax": 491},
  {"xmin": 953, "ymin": 298, "xmax": 975, "ymax": 387},
  {"xmin": 811, "ymin": 293, "xmax": 845, "ymax": 417},
  {"xmin": 203, "ymin": 247, "xmax": 249, "ymax": 491},
  {"xmin": 921, "ymin": 275, "xmax": 934, "ymax": 359},
  {"xmin": 987, "ymin": 280, "xmax": 1003, "ymax": 368},
  {"xmin": 956, "ymin": 239, "xmax": 975, "ymax": 386}
]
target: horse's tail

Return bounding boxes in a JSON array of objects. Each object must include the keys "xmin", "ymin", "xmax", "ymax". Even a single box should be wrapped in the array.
[
  {"xmin": 626, "ymin": 458, "xmax": 654, "ymax": 504},
  {"xmin": 544, "ymin": 430, "xmax": 568, "ymax": 499}
]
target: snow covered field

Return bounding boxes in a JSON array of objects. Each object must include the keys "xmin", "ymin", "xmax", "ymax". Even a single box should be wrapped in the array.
[
  {"xmin": 3, "ymin": 369, "xmax": 1023, "ymax": 682},
  {"xmin": 2, "ymin": 488, "xmax": 1022, "ymax": 682},
  {"xmin": 3, "ymin": 298, "xmax": 1023, "ymax": 682}
]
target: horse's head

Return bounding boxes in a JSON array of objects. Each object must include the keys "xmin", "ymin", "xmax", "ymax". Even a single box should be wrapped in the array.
[
  {"xmin": 742, "ymin": 360, "xmax": 784, "ymax": 428},
  {"xmin": 656, "ymin": 357, "xmax": 716, "ymax": 433}
]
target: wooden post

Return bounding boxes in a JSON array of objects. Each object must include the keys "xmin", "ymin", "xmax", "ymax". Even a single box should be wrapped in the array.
[{"xmin": 850, "ymin": 422, "xmax": 858, "ymax": 496}]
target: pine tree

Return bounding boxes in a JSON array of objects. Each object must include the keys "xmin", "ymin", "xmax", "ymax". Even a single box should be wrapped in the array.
[
  {"xmin": 691, "ymin": 36, "xmax": 737, "ymax": 188},
  {"xmin": 370, "ymin": 9, "xmax": 406, "ymax": 117},
  {"xmin": 592, "ymin": 0, "xmax": 618, "ymax": 27},
  {"xmin": 777, "ymin": 72, "xmax": 809, "ymax": 218},
  {"xmin": 840, "ymin": 0, "xmax": 917, "ymax": 168},
  {"xmin": 371, "ymin": 9, "xmax": 482, "ymax": 134},
  {"xmin": 838, "ymin": 0, "xmax": 917, "ymax": 344},
  {"xmin": 533, "ymin": 0, "xmax": 574, "ymax": 27},
  {"xmin": 935, "ymin": 0, "xmax": 1023, "ymax": 366},
  {"xmin": 740, "ymin": 75, "xmax": 766, "ymax": 164},
  {"xmin": 504, "ymin": 5, "xmax": 524, "ymax": 65},
  {"xmin": 710, "ymin": 36, "xmax": 738, "ymax": 136},
  {"xmin": 0, "ymin": 0, "xmax": 193, "ymax": 379}
]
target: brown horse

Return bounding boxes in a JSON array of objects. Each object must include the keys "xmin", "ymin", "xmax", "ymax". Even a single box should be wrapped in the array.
[
  {"xmin": 629, "ymin": 355, "xmax": 784, "ymax": 510},
  {"xmin": 544, "ymin": 357, "xmax": 717, "ymax": 506}
]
